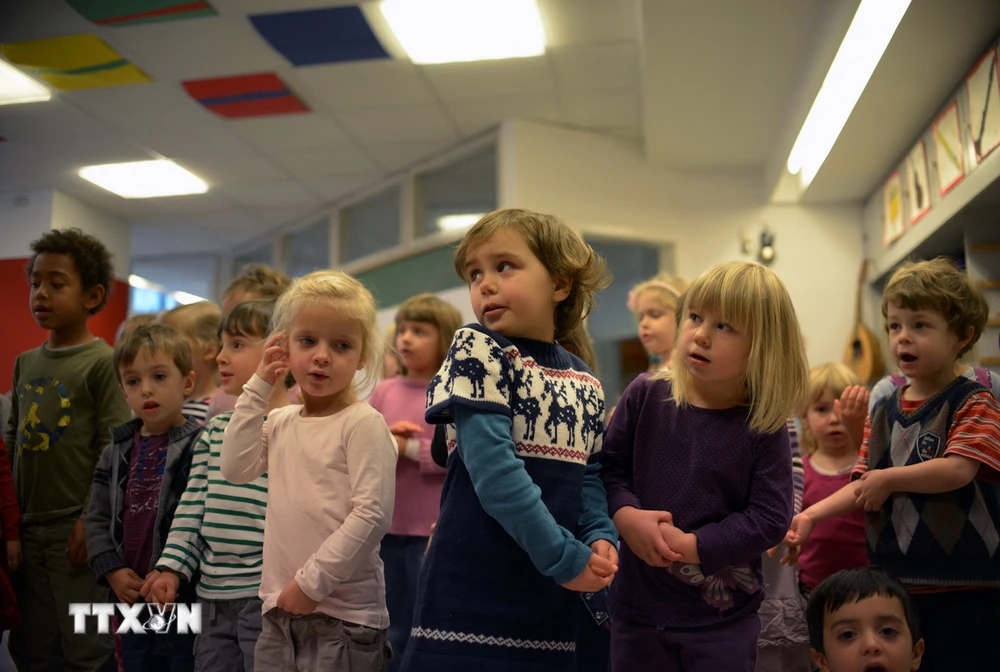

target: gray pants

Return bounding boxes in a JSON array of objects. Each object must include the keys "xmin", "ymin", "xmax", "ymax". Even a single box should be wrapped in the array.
[
  {"xmin": 254, "ymin": 608, "xmax": 390, "ymax": 672},
  {"xmin": 194, "ymin": 598, "xmax": 263, "ymax": 672}
]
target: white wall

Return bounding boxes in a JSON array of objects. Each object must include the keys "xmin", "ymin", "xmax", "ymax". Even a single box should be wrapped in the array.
[
  {"xmin": 500, "ymin": 120, "xmax": 864, "ymax": 367},
  {"xmin": 375, "ymin": 285, "xmax": 476, "ymax": 334},
  {"xmin": 0, "ymin": 190, "xmax": 53, "ymax": 258},
  {"xmin": 131, "ymin": 255, "xmax": 220, "ymax": 301},
  {"xmin": 51, "ymin": 191, "xmax": 130, "ymax": 279}
]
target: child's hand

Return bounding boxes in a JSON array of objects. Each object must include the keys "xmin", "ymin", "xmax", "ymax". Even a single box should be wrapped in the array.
[
  {"xmin": 854, "ymin": 470, "xmax": 894, "ymax": 511},
  {"xmin": 612, "ymin": 507, "xmax": 683, "ymax": 568},
  {"xmin": 107, "ymin": 568, "xmax": 144, "ymax": 606},
  {"xmin": 7, "ymin": 540, "xmax": 21, "ymax": 572},
  {"xmin": 389, "ymin": 421, "xmax": 424, "ymax": 438},
  {"xmin": 658, "ymin": 522, "xmax": 698, "ymax": 564},
  {"xmin": 139, "ymin": 569, "xmax": 160, "ymax": 601},
  {"xmin": 779, "ymin": 513, "xmax": 815, "ymax": 566},
  {"xmin": 561, "ymin": 561, "xmax": 613, "ymax": 593},
  {"xmin": 66, "ymin": 519, "xmax": 87, "ymax": 565},
  {"xmin": 148, "ymin": 569, "xmax": 181, "ymax": 608},
  {"xmin": 256, "ymin": 333, "xmax": 289, "ymax": 386},
  {"xmin": 589, "ymin": 540, "xmax": 619, "ymax": 578},
  {"xmin": 276, "ymin": 578, "xmax": 318, "ymax": 615},
  {"xmin": 837, "ymin": 385, "xmax": 870, "ymax": 447}
]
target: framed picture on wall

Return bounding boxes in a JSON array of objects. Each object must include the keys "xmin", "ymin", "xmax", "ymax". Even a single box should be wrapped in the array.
[
  {"xmin": 965, "ymin": 45, "xmax": 1000, "ymax": 164},
  {"xmin": 904, "ymin": 138, "xmax": 931, "ymax": 225},
  {"xmin": 882, "ymin": 170, "xmax": 905, "ymax": 246},
  {"xmin": 932, "ymin": 101, "xmax": 965, "ymax": 196}
]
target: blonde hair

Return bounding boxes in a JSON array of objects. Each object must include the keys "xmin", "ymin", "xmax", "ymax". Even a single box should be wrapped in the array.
[
  {"xmin": 798, "ymin": 362, "xmax": 860, "ymax": 455},
  {"xmin": 159, "ymin": 301, "xmax": 222, "ymax": 364},
  {"xmin": 662, "ymin": 261, "xmax": 809, "ymax": 434},
  {"xmin": 115, "ymin": 313, "xmax": 157, "ymax": 344},
  {"xmin": 629, "ymin": 272, "xmax": 688, "ymax": 315},
  {"xmin": 395, "ymin": 293, "xmax": 464, "ymax": 363},
  {"xmin": 114, "ymin": 324, "xmax": 193, "ymax": 383},
  {"xmin": 224, "ymin": 264, "xmax": 291, "ymax": 302},
  {"xmin": 881, "ymin": 257, "xmax": 989, "ymax": 357},
  {"xmin": 272, "ymin": 270, "xmax": 383, "ymax": 393},
  {"xmin": 453, "ymin": 208, "xmax": 611, "ymax": 341}
]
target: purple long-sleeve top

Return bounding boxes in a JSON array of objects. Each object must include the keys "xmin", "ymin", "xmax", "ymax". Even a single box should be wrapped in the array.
[{"xmin": 602, "ymin": 374, "xmax": 793, "ymax": 628}]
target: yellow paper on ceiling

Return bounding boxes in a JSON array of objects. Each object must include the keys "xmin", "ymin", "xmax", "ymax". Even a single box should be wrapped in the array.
[{"xmin": 1, "ymin": 34, "xmax": 150, "ymax": 90}]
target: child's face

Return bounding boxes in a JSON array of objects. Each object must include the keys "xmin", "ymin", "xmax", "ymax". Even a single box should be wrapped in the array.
[
  {"xmin": 886, "ymin": 302, "xmax": 970, "ymax": 384},
  {"xmin": 29, "ymin": 253, "xmax": 102, "ymax": 332},
  {"xmin": 464, "ymin": 228, "xmax": 570, "ymax": 342},
  {"xmin": 217, "ymin": 331, "xmax": 264, "ymax": 396},
  {"xmin": 812, "ymin": 595, "xmax": 924, "ymax": 672},
  {"xmin": 806, "ymin": 388, "xmax": 852, "ymax": 453},
  {"xmin": 396, "ymin": 320, "xmax": 440, "ymax": 379},
  {"xmin": 286, "ymin": 303, "xmax": 365, "ymax": 408},
  {"xmin": 119, "ymin": 348, "xmax": 195, "ymax": 435},
  {"xmin": 635, "ymin": 292, "xmax": 676, "ymax": 361},
  {"xmin": 676, "ymin": 306, "xmax": 750, "ymax": 392}
]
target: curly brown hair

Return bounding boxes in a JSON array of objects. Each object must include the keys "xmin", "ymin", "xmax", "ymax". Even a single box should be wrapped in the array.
[
  {"xmin": 881, "ymin": 257, "xmax": 989, "ymax": 357},
  {"xmin": 224, "ymin": 264, "xmax": 291, "ymax": 303},
  {"xmin": 453, "ymin": 208, "xmax": 611, "ymax": 341},
  {"xmin": 28, "ymin": 228, "xmax": 116, "ymax": 314}
]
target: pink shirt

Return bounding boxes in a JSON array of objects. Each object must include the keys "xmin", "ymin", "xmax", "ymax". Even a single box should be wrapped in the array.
[
  {"xmin": 798, "ymin": 455, "xmax": 869, "ymax": 589},
  {"xmin": 368, "ymin": 377, "xmax": 446, "ymax": 537}
]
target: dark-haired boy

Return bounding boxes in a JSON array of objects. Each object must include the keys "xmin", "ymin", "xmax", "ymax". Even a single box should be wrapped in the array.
[
  {"xmin": 806, "ymin": 566, "xmax": 924, "ymax": 672},
  {"xmin": 5, "ymin": 228, "xmax": 131, "ymax": 671}
]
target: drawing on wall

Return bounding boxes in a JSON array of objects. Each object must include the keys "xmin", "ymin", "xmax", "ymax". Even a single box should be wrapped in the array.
[
  {"xmin": 932, "ymin": 101, "xmax": 965, "ymax": 196},
  {"xmin": 965, "ymin": 46, "xmax": 1000, "ymax": 164},
  {"xmin": 882, "ymin": 170, "xmax": 905, "ymax": 246},
  {"xmin": 904, "ymin": 139, "xmax": 931, "ymax": 225}
]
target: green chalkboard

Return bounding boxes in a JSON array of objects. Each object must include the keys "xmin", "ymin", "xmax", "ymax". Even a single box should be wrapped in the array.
[{"xmin": 355, "ymin": 245, "xmax": 462, "ymax": 307}]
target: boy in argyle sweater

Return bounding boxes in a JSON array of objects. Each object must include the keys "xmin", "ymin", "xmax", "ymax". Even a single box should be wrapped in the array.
[{"xmin": 781, "ymin": 257, "xmax": 1000, "ymax": 671}]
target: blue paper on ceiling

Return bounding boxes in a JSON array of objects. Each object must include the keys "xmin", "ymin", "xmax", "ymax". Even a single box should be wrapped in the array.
[{"xmin": 249, "ymin": 5, "xmax": 390, "ymax": 66}]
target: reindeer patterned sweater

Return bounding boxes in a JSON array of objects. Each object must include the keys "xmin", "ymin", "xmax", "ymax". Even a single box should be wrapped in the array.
[{"xmin": 401, "ymin": 325, "xmax": 616, "ymax": 672}]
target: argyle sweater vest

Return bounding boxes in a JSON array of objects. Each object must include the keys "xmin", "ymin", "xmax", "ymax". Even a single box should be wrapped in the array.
[{"xmin": 864, "ymin": 376, "xmax": 1000, "ymax": 587}]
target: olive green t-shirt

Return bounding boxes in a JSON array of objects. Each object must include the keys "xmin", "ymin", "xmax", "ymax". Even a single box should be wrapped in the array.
[{"xmin": 5, "ymin": 339, "xmax": 131, "ymax": 524}]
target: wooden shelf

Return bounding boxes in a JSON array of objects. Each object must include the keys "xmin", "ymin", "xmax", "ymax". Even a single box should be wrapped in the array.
[
  {"xmin": 977, "ymin": 280, "xmax": 1000, "ymax": 289},
  {"xmin": 981, "ymin": 356, "xmax": 1000, "ymax": 366},
  {"xmin": 969, "ymin": 242, "xmax": 1000, "ymax": 252}
]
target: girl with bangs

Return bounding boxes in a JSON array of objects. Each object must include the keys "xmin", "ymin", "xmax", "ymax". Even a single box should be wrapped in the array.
[{"xmin": 602, "ymin": 261, "xmax": 809, "ymax": 672}]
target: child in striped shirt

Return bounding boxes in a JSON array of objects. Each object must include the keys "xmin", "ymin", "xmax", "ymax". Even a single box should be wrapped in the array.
[{"xmin": 145, "ymin": 299, "xmax": 290, "ymax": 672}]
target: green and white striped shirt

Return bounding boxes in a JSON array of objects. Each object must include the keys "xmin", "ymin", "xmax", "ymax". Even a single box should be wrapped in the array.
[{"xmin": 156, "ymin": 412, "xmax": 267, "ymax": 601}]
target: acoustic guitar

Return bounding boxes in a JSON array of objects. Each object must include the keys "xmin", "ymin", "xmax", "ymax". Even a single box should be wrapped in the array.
[{"xmin": 844, "ymin": 259, "xmax": 884, "ymax": 385}]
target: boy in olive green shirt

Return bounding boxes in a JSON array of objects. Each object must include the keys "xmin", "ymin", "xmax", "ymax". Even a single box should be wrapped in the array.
[{"xmin": 5, "ymin": 228, "xmax": 131, "ymax": 672}]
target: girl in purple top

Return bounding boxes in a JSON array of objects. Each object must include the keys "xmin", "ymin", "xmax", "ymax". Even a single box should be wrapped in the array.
[{"xmin": 602, "ymin": 261, "xmax": 809, "ymax": 672}]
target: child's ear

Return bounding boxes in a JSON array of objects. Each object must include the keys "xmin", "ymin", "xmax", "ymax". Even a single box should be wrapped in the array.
[
  {"xmin": 957, "ymin": 325, "xmax": 975, "ymax": 353},
  {"xmin": 183, "ymin": 370, "xmax": 196, "ymax": 397},
  {"xmin": 910, "ymin": 638, "xmax": 925, "ymax": 671},
  {"xmin": 552, "ymin": 276, "xmax": 572, "ymax": 303},
  {"xmin": 83, "ymin": 284, "xmax": 106, "ymax": 313},
  {"xmin": 202, "ymin": 342, "xmax": 219, "ymax": 363},
  {"xmin": 809, "ymin": 648, "xmax": 830, "ymax": 671}
]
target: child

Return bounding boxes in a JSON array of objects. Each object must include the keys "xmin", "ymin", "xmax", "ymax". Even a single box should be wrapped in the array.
[
  {"xmin": 0, "ymin": 436, "xmax": 22, "ymax": 633},
  {"xmin": 146, "ymin": 299, "xmax": 289, "ymax": 672},
  {"xmin": 221, "ymin": 270, "xmax": 396, "ymax": 671},
  {"xmin": 85, "ymin": 324, "xmax": 202, "ymax": 670},
  {"xmin": 868, "ymin": 363, "xmax": 1000, "ymax": 413},
  {"xmin": 788, "ymin": 363, "xmax": 870, "ymax": 594},
  {"xmin": 627, "ymin": 272, "xmax": 688, "ymax": 370},
  {"xmin": 6, "ymin": 227, "xmax": 132, "ymax": 671},
  {"xmin": 208, "ymin": 265, "xmax": 292, "ymax": 420},
  {"xmin": 602, "ymin": 260, "xmax": 809, "ymax": 672},
  {"xmin": 159, "ymin": 301, "xmax": 222, "ymax": 424},
  {"xmin": 368, "ymin": 293, "xmax": 462, "ymax": 670},
  {"xmin": 115, "ymin": 313, "xmax": 157, "ymax": 344},
  {"xmin": 805, "ymin": 566, "xmax": 924, "ymax": 672},
  {"xmin": 782, "ymin": 257, "xmax": 1000, "ymax": 671},
  {"xmin": 402, "ymin": 208, "xmax": 618, "ymax": 672}
]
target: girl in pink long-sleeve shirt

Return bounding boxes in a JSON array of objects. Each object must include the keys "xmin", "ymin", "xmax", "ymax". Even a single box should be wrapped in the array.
[{"xmin": 368, "ymin": 293, "xmax": 462, "ymax": 671}]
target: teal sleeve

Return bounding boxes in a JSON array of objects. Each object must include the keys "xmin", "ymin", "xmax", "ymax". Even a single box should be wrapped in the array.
[
  {"xmin": 453, "ymin": 405, "xmax": 591, "ymax": 585},
  {"xmin": 576, "ymin": 458, "xmax": 617, "ymax": 547}
]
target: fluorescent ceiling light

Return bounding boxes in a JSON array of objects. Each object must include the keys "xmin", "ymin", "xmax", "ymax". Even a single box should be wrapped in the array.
[
  {"xmin": 0, "ymin": 59, "xmax": 51, "ymax": 105},
  {"xmin": 79, "ymin": 160, "xmax": 208, "ymax": 198},
  {"xmin": 786, "ymin": 0, "xmax": 912, "ymax": 187},
  {"xmin": 378, "ymin": 0, "xmax": 545, "ymax": 64},
  {"xmin": 128, "ymin": 274, "xmax": 161, "ymax": 290},
  {"xmin": 173, "ymin": 291, "xmax": 208, "ymax": 305},
  {"xmin": 437, "ymin": 213, "xmax": 484, "ymax": 231}
]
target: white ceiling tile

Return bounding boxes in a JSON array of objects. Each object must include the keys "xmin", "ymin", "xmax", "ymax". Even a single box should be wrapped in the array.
[
  {"xmin": 539, "ymin": 0, "xmax": 639, "ymax": 48},
  {"xmin": 228, "ymin": 114, "xmax": 352, "ymax": 151},
  {"xmin": 0, "ymin": 100, "xmax": 115, "ymax": 143},
  {"xmin": 149, "ymin": 192, "xmax": 240, "ymax": 214},
  {"xmin": 125, "ymin": 123, "xmax": 256, "ymax": 159},
  {"xmin": 0, "ymin": 0, "xmax": 91, "ymax": 41},
  {"xmin": 422, "ymin": 57, "xmax": 557, "ymax": 101},
  {"xmin": 65, "ymin": 81, "xmax": 214, "ymax": 133},
  {"xmin": 295, "ymin": 60, "xmax": 437, "ymax": 111},
  {"xmin": 299, "ymin": 176, "xmax": 376, "ymax": 202},
  {"xmin": 167, "ymin": 155, "xmax": 286, "ymax": 186},
  {"xmin": 446, "ymin": 96, "xmax": 567, "ymax": 135},
  {"xmin": 131, "ymin": 217, "xmax": 273, "ymax": 256},
  {"xmin": 222, "ymin": 180, "xmax": 321, "ymax": 209},
  {"xmin": 108, "ymin": 16, "xmax": 278, "ymax": 80},
  {"xmin": 552, "ymin": 42, "xmax": 639, "ymax": 92},
  {"xmin": 269, "ymin": 147, "xmax": 382, "ymax": 179},
  {"xmin": 563, "ymin": 90, "xmax": 641, "ymax": 128},
  {"xmin": 211, "ymin": 0, "xmax": 358, "ymax": 13},
  {"xmin": 336, "ymin": 105, "xmax": 459, "ymax": 144},
  {"xmin": 366, "ymin": 142, "xmax": 456, "ymax": 172}
]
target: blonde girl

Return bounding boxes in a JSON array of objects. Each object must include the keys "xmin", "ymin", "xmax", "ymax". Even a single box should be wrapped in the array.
[
  {"xmin": 603, "ymin": 261, "xmax": 808, "ymax": 672},
  {"xmin": 159, "ymin": 301, "xmax": 222, "ymax": 423},
  {"xmin": 221, "ymin": 271, "xmax": 395, "ymax": 672},
  {"xmin": 628, "ymin": 272, "xmax": 688, "ymax": 370}
]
